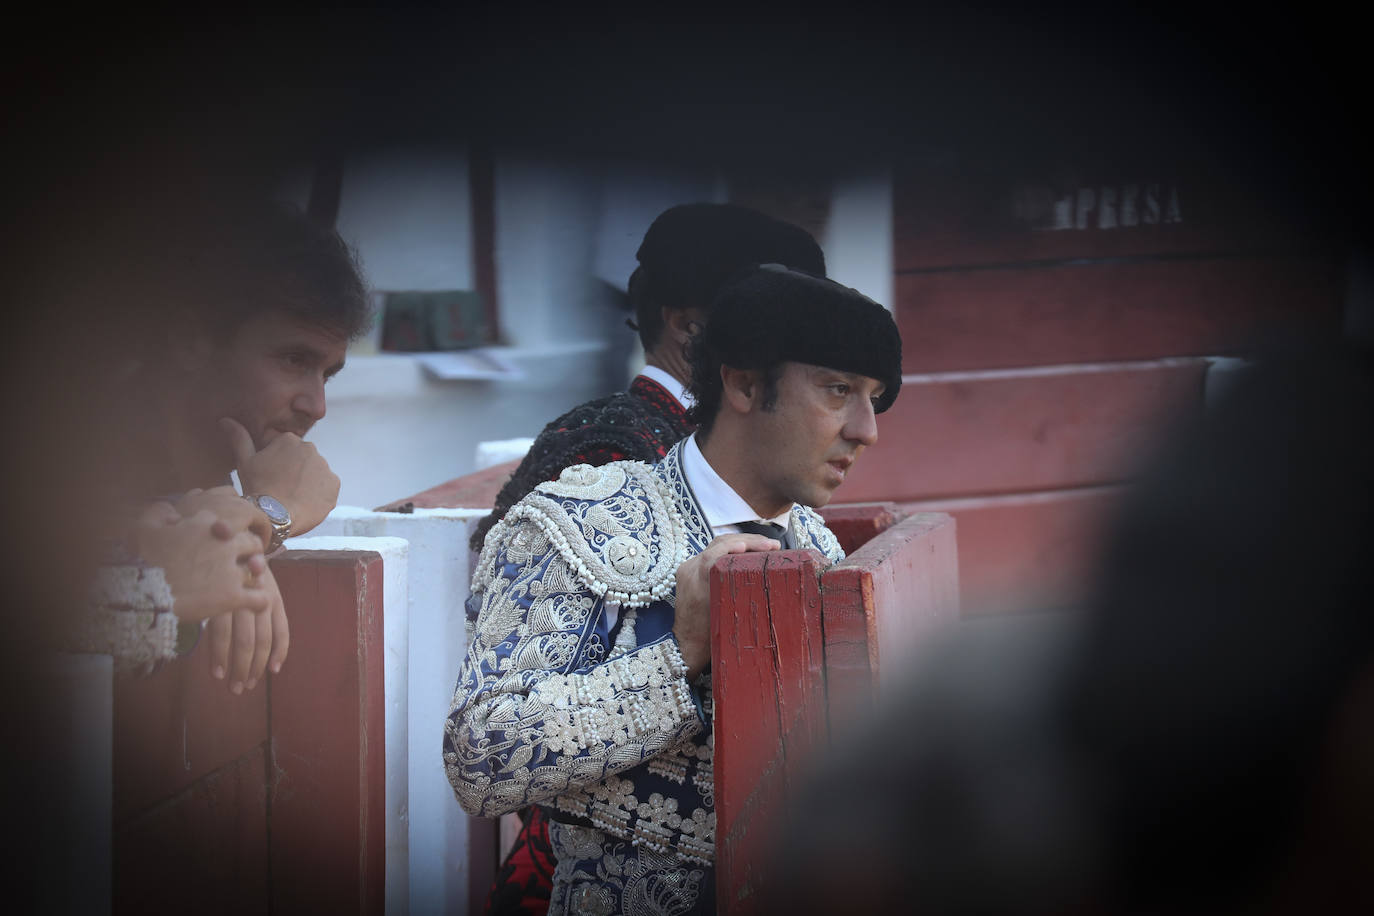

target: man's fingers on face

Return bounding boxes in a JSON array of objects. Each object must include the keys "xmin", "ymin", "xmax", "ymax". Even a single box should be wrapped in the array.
[
  {"xmin": 219, "ymin": 416, "xmax": 259, "ymax": 465},
  {"xmin": 265, "ymin": 430, "xmax": 305, "ymax": 451}
]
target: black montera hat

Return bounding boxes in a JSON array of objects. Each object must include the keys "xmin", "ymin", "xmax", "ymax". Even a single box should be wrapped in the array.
[
  {"xmin": 704, "ymin": 264, "xmax": 903, "ymax": 412},
  {"xmin": 634, "ymin": 203, "xmax": 826, "ymax": 310}
]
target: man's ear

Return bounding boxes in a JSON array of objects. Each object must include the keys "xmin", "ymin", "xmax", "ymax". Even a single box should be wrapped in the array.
[
  {"xmin": 720, "ymin": 365, "xmax": 762, "ymax": 414},
  {"xmin": 662, "ymin": 307, "xmax": 706, "ymax": 346}
]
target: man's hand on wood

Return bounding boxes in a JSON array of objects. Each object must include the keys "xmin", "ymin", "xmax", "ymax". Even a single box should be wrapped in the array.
[
  {"xmin": 134, "ymin": 502, "xmax": 271, "ymax": 624},
  {"xmin": 176, "ymin": 485, "xmax": 274, "ymax": 553},
  {"xmin": 203, "ymin": 564, "xmax": 289, "ymax": 695},
  {"xmin": 671, "ymin": 533, "xmax": 779, "ymax": 680}
]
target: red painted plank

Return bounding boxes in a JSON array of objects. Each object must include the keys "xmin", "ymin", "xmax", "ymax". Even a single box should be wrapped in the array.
[
  {"xmin": 268, "ymin": 550, "xmax": 387, "ymax": 916},
  {"xmin": 838, "ymin": 360, "xmax": 1206, "ymax": 502},
  {"xmin": 711, "ymin": 518, "xmax": 960, "ymax": 913},
  {"xmin": 819, "ymin": 513, "xmax": 960, "ymax": 714},
  {"xmin": 112, "ymin": 635, "xmax": 268, "ymax": 822},
  {"xmin": 894, "ymin": 159, "xmax": 1326, "ymax": 271},
  {"xmin": 712, "ymin": 550, "xmax": 828, "ymax": 916},
  {"xmin": 896, "ymin": 255, "xmax": 1345, "ymax": 373},
  {"xmin": 904, "ymin": 486, "xmax": 1124, "ymax": 617},
  {"xmin": 815, "ymin": 502, "xmax": 902, "ymax": 555},
  {"xmin": 376, "ymin": 457, "xmax": 519, "ymax": 511},
  {"xmin": 113, "ymin": 751, "xmax": 270, "ymax": 916}
]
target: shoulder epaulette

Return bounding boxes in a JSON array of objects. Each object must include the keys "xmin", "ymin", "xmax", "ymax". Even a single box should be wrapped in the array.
[{"xmin": 476, "ymin": 461, "xmax": 688, "ymax": 608}]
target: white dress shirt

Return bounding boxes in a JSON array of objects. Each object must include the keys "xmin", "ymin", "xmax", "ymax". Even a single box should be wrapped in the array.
[
  {"xmin": 604, "ymin": 433, "xmax": 793, "ymax": 633},
  {"xmin": 681, "ymin": 433, "xmax": 794, "ymax": 536}
]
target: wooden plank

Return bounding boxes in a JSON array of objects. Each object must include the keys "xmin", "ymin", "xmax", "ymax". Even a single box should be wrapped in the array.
[
  {"xmin": 112, "ymin": 635, "xmax": 269, "ymax": 822},
  {"xmin": 819, "ymin": 513, "xmax": 960, "ymax": 714},
  {"xmin": 268, "ymin": 550, "xmax": 387, "ymax": 916},
  {"xmin": 815, "ymin": 502, "xmax": 902, "ymax": 555},
  {"xmin": 712, "ymin": 550, "xmax": 828, "ymax": 916},
  {"xmin": 905, "ymin": 487, "xmax": 1123, "ymax": 617},
  {"xmin": 895, "ymin": 255, "xmax": 1345, "ymax": 373},
  {"xmin": 837, "ymin": 360, "xmax": 1207, "ymax": 502},
  {"xmin": 375, "ymin": 457, "xmax": 519, "ymax": 511},
  {"xmin": 113, "ymin": 751, "xmax": 270, "ymax": 916},
  {"xmin": 894, "ymin": 158, "xmax": 1328, "ymax": 271}
]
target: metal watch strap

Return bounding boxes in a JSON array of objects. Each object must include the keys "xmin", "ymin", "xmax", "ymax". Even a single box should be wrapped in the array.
[{"xmin": 244, "ymin": 494, "xmax": 291, "ymax": 552}]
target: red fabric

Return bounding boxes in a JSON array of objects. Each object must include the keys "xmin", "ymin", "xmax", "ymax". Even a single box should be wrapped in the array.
[{"xmin": 485, "ymin": 807, "xmax": 556, "ymax": 916}]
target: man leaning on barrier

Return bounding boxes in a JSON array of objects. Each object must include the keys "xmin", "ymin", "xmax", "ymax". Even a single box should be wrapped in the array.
[{"xmin": 444, "ymin": 264, "xmax": 902, "ymax": 915}]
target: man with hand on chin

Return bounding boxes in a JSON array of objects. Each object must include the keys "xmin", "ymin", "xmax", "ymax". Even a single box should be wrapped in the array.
[
  {"xmin": 445, "ymin": 264, "xmax": 901, "ymax": 915},
  {"xmin": 110, "ymin": 196, "xmax": 370, "ymax": 692}
]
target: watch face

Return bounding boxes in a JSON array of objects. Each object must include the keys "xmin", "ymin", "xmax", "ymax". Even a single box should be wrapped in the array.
[{"xmin": 255, "ymin": 495, "xmax": 290, "ymax": 524}]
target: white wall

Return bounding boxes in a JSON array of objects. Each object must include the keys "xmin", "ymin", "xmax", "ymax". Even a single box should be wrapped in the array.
[
  {"xmin": 306, "ymin": 508, "xmax": 487, "ymax": 916},
  {"xmin": 336, "ymin": 152, "xmax": 475, "ymax": 292},
  {"xmin": 315, "ymin": 154, "xmax": 728, "ymax": 509},
  {"xmin": 824, "ymin": 166, "xmax": 895, "ymax": 308}
]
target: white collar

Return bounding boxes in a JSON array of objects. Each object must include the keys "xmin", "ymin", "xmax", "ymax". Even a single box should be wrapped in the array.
[
  {"xmin": 681, "ymin": 433, "xmax": 793, "ymax": 530},
  {"xmin": 637, "ymin": 365, "xmax": 694, "ymax": 409}
]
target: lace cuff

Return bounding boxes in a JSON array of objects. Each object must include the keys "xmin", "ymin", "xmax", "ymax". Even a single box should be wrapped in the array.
[{"xmin": 70, "ymin": 564, "xmax": 180, "ymax": 674}]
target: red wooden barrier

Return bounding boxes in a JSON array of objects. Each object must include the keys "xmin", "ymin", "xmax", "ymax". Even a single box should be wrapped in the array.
[
  {"xmin": 712, "ymin": 551, "xmax": 829, "ymax": 915},
  {"xmin": 711, "ymin": 512, "xmax": 959, "ymax": 914},
  {"xmin": 820, "ymin": 512, "xmax": 961, "ymax": 718},
  {"xmin": 111, "ymin": 549, "xmax": 387, "ymax": 916},
  {"xmin": 816, "ymin": 502, "xmax": 902, "ymax": 557},
  {"xmin": 268, "ymin": 551, "xmax": 388, "ymax": 916},
  {"xmin": 376, "ymin": 457, "xmax": 519, "ymax": 512}
]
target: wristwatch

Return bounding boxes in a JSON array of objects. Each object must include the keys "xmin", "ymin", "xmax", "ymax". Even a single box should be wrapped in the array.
[{"xmin": 244, "ymin": 494, "xmax": 292, "ymax": 553}]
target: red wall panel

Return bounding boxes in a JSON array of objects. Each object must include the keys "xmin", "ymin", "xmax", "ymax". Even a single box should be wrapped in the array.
[
  {"xmin": 269, "ymin": 551, "xmax": 388, "ymax": 916},
  {"xmin": 113, "ymin": 752, "xmax": 270, "ymax": 916},
  {"xmin": 838, "ymin": 360, "xmax": 1206, "ymax": 502},
  {"xmin": 894, "ymin": 161, "xmax": 1323, "ymax": 271},
  {"xmin": 896, "ymin": 255, "xmax": 1344, "ymax": 373},
  {"xmin": 903, "ymin": 486, "xmax": 1123, "ymax": 616},
  {"xmin": 112, "ymin": 640, "xmax": 269, "ymax": 822}
]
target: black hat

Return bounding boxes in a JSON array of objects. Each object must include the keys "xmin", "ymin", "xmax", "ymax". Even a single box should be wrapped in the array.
[
  {"xmin": 703, "ymin": 264, "xmax": 902, "ymax": 413},
  {"xmin": 633, "ymin": 203, "xmax": 826, "ymax": 312}
]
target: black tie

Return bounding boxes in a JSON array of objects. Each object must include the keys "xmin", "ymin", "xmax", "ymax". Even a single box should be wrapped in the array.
[{"xmin": 736, "ymin": 520, "xmax": 789, "ymax": 548}]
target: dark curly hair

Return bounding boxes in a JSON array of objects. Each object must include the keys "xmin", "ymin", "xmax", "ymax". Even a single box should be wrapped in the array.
[{"xmin": 155, "ymin": 196, "xmax": 371, "ymax": 342}]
